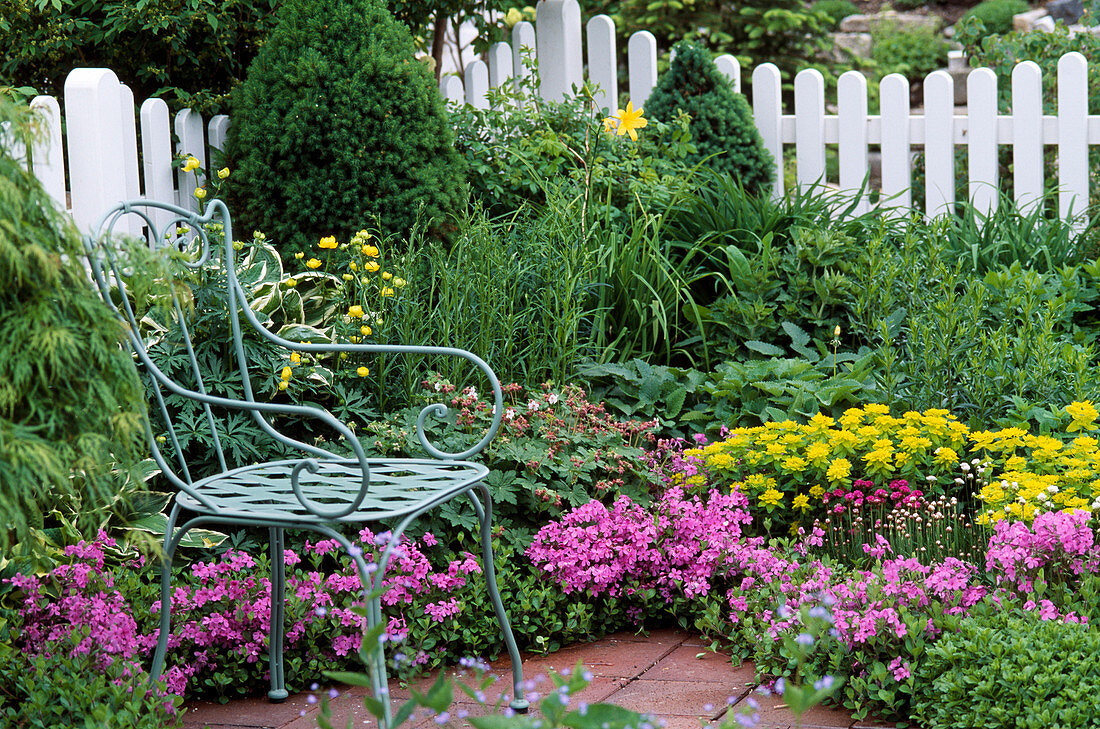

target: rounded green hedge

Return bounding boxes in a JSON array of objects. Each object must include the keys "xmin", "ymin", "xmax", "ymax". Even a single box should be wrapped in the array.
[{"xmin": 224, "ymin": 0, "xmax": 466, "ymax": 252}]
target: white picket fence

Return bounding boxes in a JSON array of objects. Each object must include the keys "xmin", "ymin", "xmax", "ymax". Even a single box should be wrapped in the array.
[{"xmin": 9, "ymin": 0, "xmax": 1100, "ymax": 233}]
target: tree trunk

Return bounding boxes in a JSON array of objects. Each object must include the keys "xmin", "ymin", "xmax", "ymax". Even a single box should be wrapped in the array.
[{"xmin": 431, "ymin": 11, "xmax": 448, "ymax": 81}]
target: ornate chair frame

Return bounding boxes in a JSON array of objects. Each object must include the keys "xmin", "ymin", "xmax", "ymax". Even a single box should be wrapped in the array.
[{"xmin": 84, "ymin": 199, "xmax": 528, "ymax": 726}]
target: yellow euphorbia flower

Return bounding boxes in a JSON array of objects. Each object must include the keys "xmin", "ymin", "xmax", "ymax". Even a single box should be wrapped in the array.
[
  {"xmin": 1067, "ymin": 401, "xmax": 1099, "ymax": 431},
  {"xmin": 826, "ymin": 457, "xmax": 851, "ymax": 482}
]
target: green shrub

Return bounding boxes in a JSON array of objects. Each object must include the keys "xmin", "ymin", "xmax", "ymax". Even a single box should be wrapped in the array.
[
  {"xmin": 960, "ymin": 0, "xmax": 1030, "ymax": 36},
  {"xmin": 913, "ymin": 611, "xmax": 1100, "ymax": 729},
  {"xmin": 811, "ymin": 0, "xmax": 860, "ymax": 28},
  {"xmin": 870, "ymin": 23, "xmax": 950, "ymax": 81},
  {"xmin": 224, "ymin": 0, "xmax": 466, "ymax": 252},
  {"xmin": 644, "ymin": 41, "xmax": 774, "ymax": 196},
  {"xmin": 0, "ymin": 0, "xmax": 278, "ymax": 114},
  {"xmin": 0, "ymin": 98, "xmax": 147, "ymax": 552}
]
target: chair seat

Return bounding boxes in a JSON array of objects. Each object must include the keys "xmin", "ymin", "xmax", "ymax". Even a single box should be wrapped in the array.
[{"xmin": 176, "ymin": 458, "xmax": 489, "ymax": 523}]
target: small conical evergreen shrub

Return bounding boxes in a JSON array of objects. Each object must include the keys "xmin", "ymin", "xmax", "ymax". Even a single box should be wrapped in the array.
[
  {"xmin": 644, "ymin": 41, "xmax": 774, "ymax": 195},
  {"xmin": 0, "ymin": 98, "xmax": 146, "ymax": 550},
  {"xmin": 224, "ymin": 0, "xmax": 466, "ymax": 250}
]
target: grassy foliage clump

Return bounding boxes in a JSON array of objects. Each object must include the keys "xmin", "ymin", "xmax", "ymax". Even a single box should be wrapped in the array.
[
  {"xmin": 0, "ymin": 98, "xmax": 146, "ymax": 550},
  {"xmin": 224, "ymin": 0, "xmax": 466, "ymax": 252}
]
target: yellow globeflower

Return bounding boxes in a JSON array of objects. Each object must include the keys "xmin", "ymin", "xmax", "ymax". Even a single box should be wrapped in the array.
[
  {"xmin": 347, "ymin": 305, "xmax": 365, "ymax": 318},
  {"xmin": 284, "ymin": 278, "xmax": 298, "ymax": 287},
  {"xmin": 217, "ymin": 167, "xmax": 230, "ymax": 179},
  {"xmin": 280, "ymin": 366, "xmax": 293, "ymax": 381},
  {"xmin": 306, "ymin": 258, "xmax": 322, "ymax": 269},
  {"xmin": 349, "ymin": 262, "xmax": 358, "ymax": 271},
  {"xmin": 318, "ymin": 236, "xmax": 338, "ymax": 249},
  {"xmin": 342, "ymin": 273, "xmax": 354, "ymax": 281},
  {"xmin": 360, "ymin": 325, "xmax": 372, "ymax": 336},
  {"xmin": 393, "ymin": 277, "xmax": 407, "ymax": 288},
  {"xmin": 277, "ymin": 380, "xmax": 288, "ymax": 391},
  {"xmin": 382, "ymin": 271, "xmax": 393, "ymax": 281},
  {"xmin": 381, "ymin": 287, "xmax": 395, "ymax": 297},
  {"xmin": 294, "ymin": 251, "xmax": 305, "ymax": 259},
  {"xmin": 194, "ymin": 187, "xmax": 207, "ymax": 199},
  {"xmin": 182, "ymin": 156, "xmax": 201, "ymax": 172},
  {"xmin": 290, "ymin": 352, "xmax": 302, "ymax": 365},
  {"xmin": 357, "ymin": 366, "xmax": 370, "ymax": 377},
  {"xmin": 364, "ymin": 261, "xmax": 380, "ymax": 273},
  {"xmin": 362, "ymin": 244, "xmax": 380, "ymax": 257}
]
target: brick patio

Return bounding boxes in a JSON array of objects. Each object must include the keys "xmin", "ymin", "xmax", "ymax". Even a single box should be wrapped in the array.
[{"xmin": 181, "ymin": 629, "xmax": 901, "ymax": 729}]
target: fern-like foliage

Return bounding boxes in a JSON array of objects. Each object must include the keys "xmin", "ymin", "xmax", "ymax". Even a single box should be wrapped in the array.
[{"xmin": 0, "ymin": 97, "xmax": 147, "ymax": 551}]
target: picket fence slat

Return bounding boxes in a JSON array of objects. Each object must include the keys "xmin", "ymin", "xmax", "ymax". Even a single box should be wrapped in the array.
[
  {"xmin": 139, "ymin": 98, "xmax": 175, "ymax": 234},
  {"xmin": 880, "ymin": 74, "xmax": 911, "ymax": 215},
  {"xmin": 488, "ymin": 41, "xmax": 513, "ymax": 98},
  {"xmin": 715, "ymin": 54, "xmax": 740, "ymax": 94},
  {"xmin": 465, "ymin": 60, "xmax": 490, "ymax": 109},
  {"xmin": 627, "ymin": 31, "xmax": 657, "ymax": 106},
  {"xmin": 837, "ymin": 71, "xmax": 869, "ymax": 216},
  {"xmin": 967, "ymin": 68, "xmax": 999, "ymax": 215},
  {"xmin": 794, "ymin": 69, "xmax": 826, "ymax": 190},
  {"xmin": 441, "ymin": 75, "xmax": 465, "ymax": 106},
  {"xmin": 586, "ymin": 15, "xmax": 617, "ymax": 111},
  {"xmin": 1059, "ymin": 52, "xmax": 1089, "ymax": 223},
  {"xmin": 1012, "ymin": 62, "xmax": 1043, "ymax": 217},
  {"xmin": 65, "ymin": 69, "xmax": 129, "ymax": 233},
  {"xmin": 29, "ymin": 95, "xmax": 66, "ymax": 210},
  {"xmin": 535, "ymin": 0, "xmax": 582, "ymax": 100},
  {"xmin": 209, "ymin": 115, "xmax": 230, "ymax": 154},
  {"xmin": 924, "ymin": 71, "xmax": 955, "ymax": 217}
]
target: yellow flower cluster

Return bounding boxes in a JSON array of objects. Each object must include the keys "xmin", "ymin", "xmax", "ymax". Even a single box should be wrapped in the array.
[{"xmin": 679, "ymin": 402, "xmax": 1100, "ymax": 525}]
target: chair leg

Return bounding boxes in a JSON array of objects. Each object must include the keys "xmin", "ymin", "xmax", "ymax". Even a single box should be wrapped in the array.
[
  {"xmin": 268, "ymin": 527, "xmax": 289, "ymax": 702},
  {"xmin": 149, "ymin": 504, "xmax": 181, "ymax": 685},
  {"xmin": 469, "ymin": 484, "xmax": 528, "ymax": 713}
]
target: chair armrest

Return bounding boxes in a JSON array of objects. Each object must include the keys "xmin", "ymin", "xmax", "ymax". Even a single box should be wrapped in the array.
[
  {"xmin": 137, "ymin": 346, "xmax": 371, "ymax": 520},
  {"xmin": 230, "ymin": 280, "xmax": 503, "ymax": 461}
]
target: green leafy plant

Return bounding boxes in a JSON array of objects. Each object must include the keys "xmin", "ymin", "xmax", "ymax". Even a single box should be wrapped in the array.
[
  {"xmin": 810, "ymin": 0, "xmax": 859, "ymax": 29},
  {"xmin": 913, "ymin": 610, "xmax": 1100, "ymax": 728},
  {"xmin": 644, "ymin": 41, "xmax": 774, "ymax": 196},
  {"xmin": 224, "ymin": 0, "xmax": 466, "ymax": 250},
  {"xmin": 0, "ymin": 0, "xmax": 279, "ymax": 114},
  {"xmin": 0, "ymin": 97, "xmax": 147, "ymax": 554},
  {"xmin": 870, "ymin": 22, "xmax": 950, "ymax": 82},
  {"xmin": 449, "ymin": 57, "xmax": 698, "ymax": 223},
  {"xmin": 959, "ymin": 0, "xmax": 1030, "ymax": 36}
]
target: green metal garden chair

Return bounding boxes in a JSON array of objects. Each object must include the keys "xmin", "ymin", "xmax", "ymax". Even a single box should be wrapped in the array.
[{"xmin": 83, "ymin": 198, "xmax": 528, "ymax": 725}]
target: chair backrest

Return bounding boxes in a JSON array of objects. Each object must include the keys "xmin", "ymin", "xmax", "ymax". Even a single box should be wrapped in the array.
[{"xmin": 84, "ymin": 199, "xmax": 325, "ymax": 492}]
